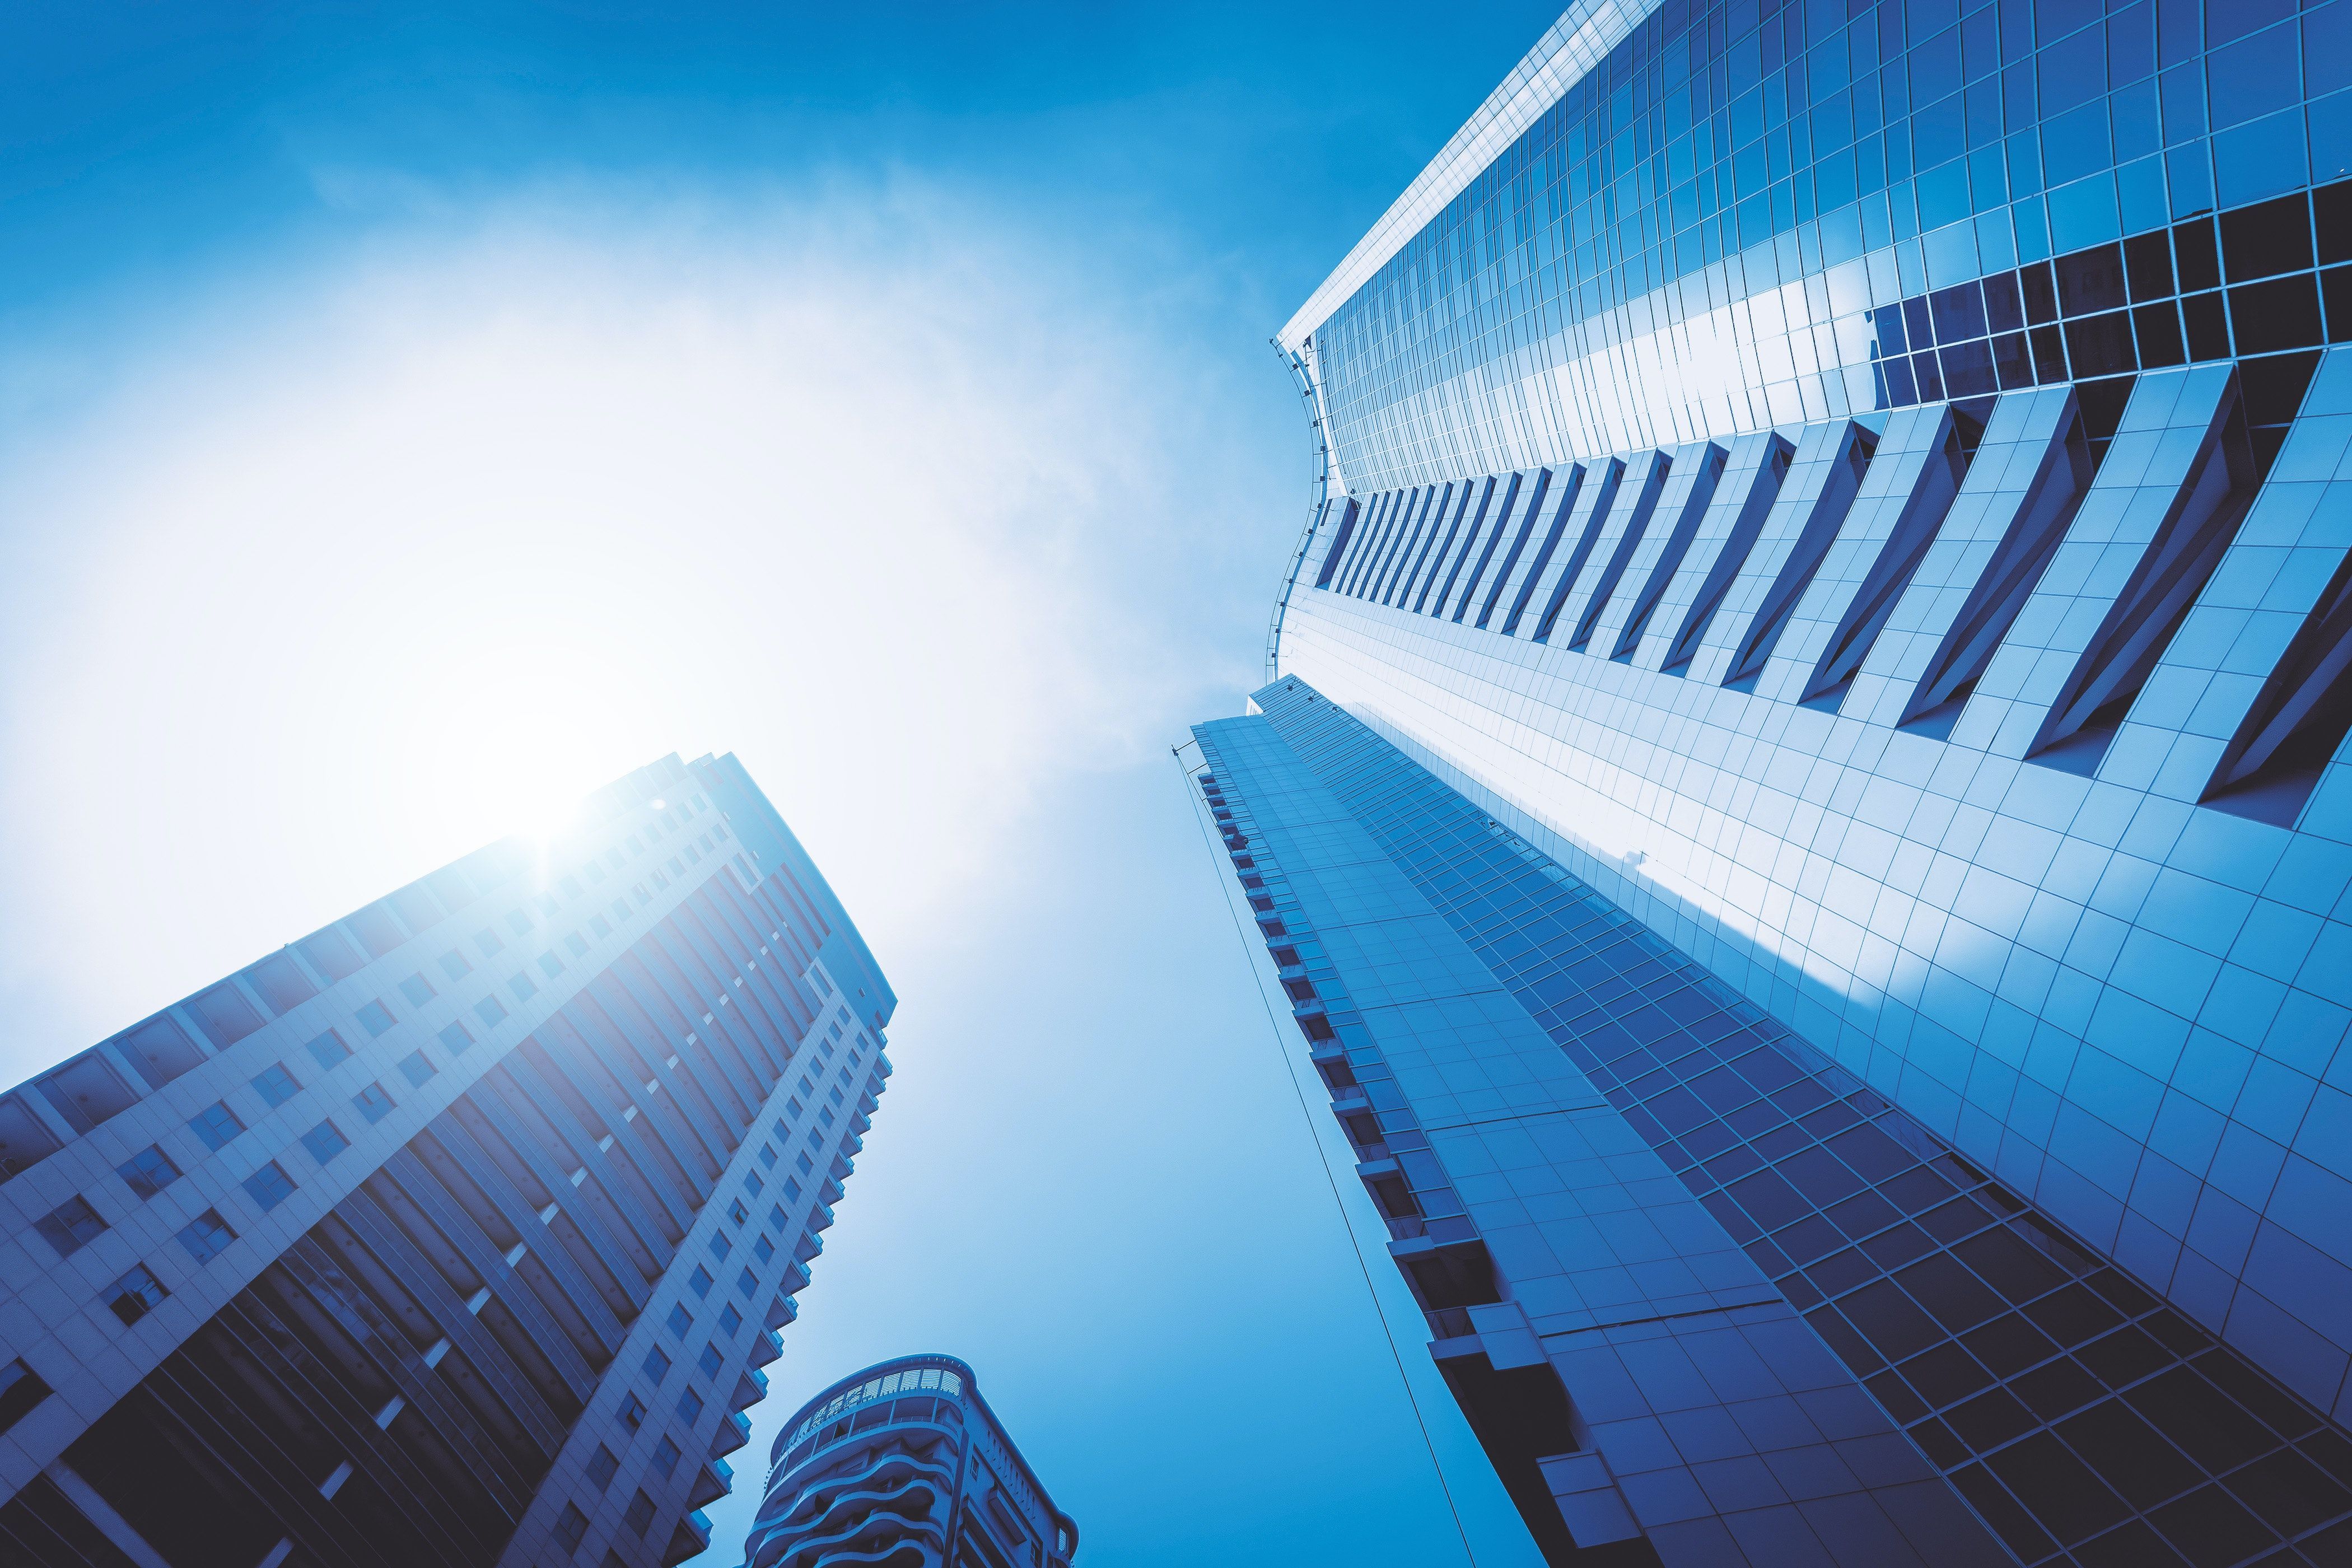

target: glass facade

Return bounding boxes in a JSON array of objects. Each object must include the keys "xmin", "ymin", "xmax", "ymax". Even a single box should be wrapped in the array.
[
  {"xmin": 740, "ymin": 1354, "xmax": 1076, "ymax": 1568},
  {"xmin": 1306, "ymin": 0, "xmax": 2352, "ymax": 496},
  {"xmin": 0, "ymin": 753, "xmax": 893, "ymax": 1568},
  {"xmin": 1246, "ymin": 0, "xmax": 2352, "ymax": 1561}
]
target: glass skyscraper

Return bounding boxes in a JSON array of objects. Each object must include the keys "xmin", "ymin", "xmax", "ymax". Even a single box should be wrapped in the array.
[
  {"xmin": 1212, "ymin": 0, "xmax": 2352, "ymax": 1562},
  {"xmin": 0, "ymin": 752, "xmax": 892, "ymax": 1568},
  {"xmin": 738, "ymin": 1354, "xmax": 1077, "ymax": 1568}
]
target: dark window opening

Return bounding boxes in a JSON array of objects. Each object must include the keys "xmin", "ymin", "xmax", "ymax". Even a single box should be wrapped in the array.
[{"xmin": 1722, "ymin": 422, "xmax": 1879, "ymax": 692}]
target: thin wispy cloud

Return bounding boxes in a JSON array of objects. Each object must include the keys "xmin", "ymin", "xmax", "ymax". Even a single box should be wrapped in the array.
[{"xmin": 0, "ymin": 176, "xmax": 1270, "ymax": 1079}]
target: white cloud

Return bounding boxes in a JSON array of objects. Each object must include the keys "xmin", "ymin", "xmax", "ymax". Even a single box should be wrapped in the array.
[{"xmin": 0, "ymin": 176, "xmax": 1272, "ymax": 1078}]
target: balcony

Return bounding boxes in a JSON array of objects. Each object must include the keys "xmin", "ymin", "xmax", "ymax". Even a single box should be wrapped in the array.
[
  {"xmin": 731, "ymin": 1368, "xmax": 769, "ymax": 1412},
  {"xmin": 689, "ymin": 1459, "xmax": 732, "ymax": 1508},
  {"xmin": 712, "ymin": 1409, "xmax": 753, "ymax": 1457},
  {"xmin": 767, "ymin": 1295, "xmax": 799, "ymax": 1331},
  {"xmin": 749, "ymin": 1329, "xmax": 783, "ymax": 1367},
  {"xmin": 661, "ymin": 1510, "xmax": 712, "ymax": 1567},
  {"xmin": 796, "ymin": 1231, "xmax": 825, "ymax": 1263},
  {"xmin": 1330, "ymin": 1088, "xmax": 1371, "ymax": 1117},
  {"xmin": 809, "ymin": 1201, "xmax": 837, "ymax": 1233}
]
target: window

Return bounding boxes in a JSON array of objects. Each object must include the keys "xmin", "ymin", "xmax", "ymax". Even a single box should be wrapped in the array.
[
  {"xmin": 786, "ymin": 1097, "xmax": 804, "ymax": 1119},
  {"xmin": 0, "ymin": 1359, "xmax": 53, "ymax": 1436},
  {"xmin": 475, "ymin": 928, "xmax": 506, "ymax": 959},
  {"xmin": 589, "ymin": 915, "xmax": 612, "ymax": 940},
  {"xmin": 510, "ymin": 973, "xmax": 539, "ymax": 1004},
  {"xmin": 538, "ymin": 953, "xmax": 564, "ymax": 979},
  {"xmin": 676, "ymin": 1387, "xmax": 704, "ymax": 1422},
  {"xmin": 117, "ymin": 1145, "xmax": 181, "ymax": 1200},
  {"xmin": 707, "ymin": 1231, "xmax": 731, "ymax": 1261},
  {"xmin": 474, "ymin": 995, "xmax": 509, "ymax": 1029},
  {"xmin": 689, "ymin": 1267, "xmax": 714, "ymax": 1299},
  {"xmin": 717, "ymin": 1304, "xmax": 742, "ymax": 1337},
  {"xmin": 564, "ymin": 931, "xmax": 590, "ymax": 958},
  {"xmin": 650, "ymin": 1436, "xmax": 680, "ymax": 1478},
  {"xmin": 536, "ymin": 893, "xmax": 559, "ymax": 917},
  {"xmin": 768, "ymin": 1205, "xmax": 789, "ymax": 1231},
  {"xmin": 554, "ymin": 1503, "xmax": 589, "ymax": 1552},
  {"xmin": 106, "ymin": 1264, "xmax": 169, "ymax": 1327},
  {"xmin": 795, "ymin": 1154, "xmax": 813, "ymax": 1177},
  {"xmin": 744, "ymin": 1170, "xmax": 763, "ymax": 1196},
  {"xmin": 178, "ymin": 1208, "xmax": 237, "ymax": 1263},
  {"xmin": 191, "ymin": 1101, "xmax": 246, "ymax": 1150},
  {"xmin": 305, "ymin": 1029, "xmax": 352, "ymax": 1072},
  {"xmin": 753, "ymin": 1235, "xmax": 776, "ymax": 1264},
  {"xmin": 437, "ymin": 950, "xmax": 473, "ymax": 983},
  {"xmin": 352, "ymin": 1082, "xmax": 396, "ymax": 1123},
  {"xmin": 560, "ymin": 875, "xmax": 586, "ymax": 901},
  {"xmin": 354, "ymin": 1000, "xmax": 396, "ymax": 1037},
  {"xmin": 243, "ymin": 1161, "xmax": 297, "ymax": 1211},
  {"xmin": 736, "ymin": 1268, "xmax": 758, "ymax": 1300},
  {"xmin": 643, "ymin": 1346, "xmax": 673, "ymax": 1384},
  {"xmin": 608, "ymin": 899, "xmax": 628, "ymax": 923},
  {"xmin": 397, "ymin": 973, "xmax": 435, "ymax": 1008},
  {"xmin": 251, "ymin": 1062, "xmax": 301, "ymax": 1108},
  {"xmin": 728, "ymin": 1198, "xmax": 750, "ymax": 1227},
  {"xmin": 697, "ymin": 1343, "xmax": 725, "ymax": 1379},
  {"xmin": 586, "ymin": 861, "xmax": 606, "ymax": 884},
  {"xmin": 666, "ymin": 1304, "xmax": 693, "ymax": 1340},
  {"xmin": 398, "ymin": 1051, "xmax": 438, "ymax": 1089},
  {"xmin": 758, "ymin": 1142, "xmax": 778, "ymax": 1169},
  {"xmin": 301, "ymin": 1120, "xmax": 350, "ymax": 1165},
  {"xmin": 584, "ymin": 1442, "xmax": 620, "ymax": 1490},
  {"xmin": 620, "ymin": 1394, "xmax": 647, "ymax": 1431},
  {"xmin": 623, "ymin": 1490, "xmax": 657, "ymax": 1537},
  {"xmin": 506, "ymin": 909, "xmax": 533, "ymax": 937},
  {"xmin": 437, "ymin": 1022, "xmax": 473, "ymax": 1056},
  {"xmin": 34, "ymin": 1196, "xmax": 109, "ymax": 1258}
]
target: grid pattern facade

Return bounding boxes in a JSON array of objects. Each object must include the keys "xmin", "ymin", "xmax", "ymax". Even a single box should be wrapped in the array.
[
  {"xmin": 1203, "ymin": 686, "xmax": 2352, "ymax": 1565},
  {"xmin": 1305, "ymin": 0, "xmax": 2352, "ymax": 494},
  {"xmin": 0, "ymin": 753, "xmax": 893, "ymax": 1568},
  {"xmin": 740, "ymin": 1355, "xmax": 1076, "ymax": 1568}
]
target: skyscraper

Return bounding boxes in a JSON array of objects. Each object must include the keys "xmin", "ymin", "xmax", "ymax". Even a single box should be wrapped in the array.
[
  {"xmin": 1211, "ymin": 1, "xmax": 2352, "ymax": 1562},
  {"xmin": 0, "ymin": 752, "xmax": 893, "ymax": 1568},
  {"xmin": 738, "ymin": 1354, "xmax": 1076, "ymax": 1568}
]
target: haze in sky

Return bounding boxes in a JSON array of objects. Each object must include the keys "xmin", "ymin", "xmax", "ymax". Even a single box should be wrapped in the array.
[{"xmin": 0, "ymin": 5, "xmax": 1565, "ymax": 1562}]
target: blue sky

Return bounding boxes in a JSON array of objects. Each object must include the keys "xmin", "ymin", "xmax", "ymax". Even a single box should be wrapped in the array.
[{"xmin": 0, "ymin": 4, "xmax": 1565, "ymax": 1563}]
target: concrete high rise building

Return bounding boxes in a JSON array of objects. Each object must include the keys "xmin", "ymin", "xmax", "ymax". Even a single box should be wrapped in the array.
[
  {"xmin": 738, "ymin": 1354, "xmax": 1076, "ymax": 1568},
  {"xmin": 0, "ymin": 752, "xmax": 892, "ymax": 1568},
  {"xmin": 1203, "ymin": 1, "xmax": 2352, "ymax": 1563}
]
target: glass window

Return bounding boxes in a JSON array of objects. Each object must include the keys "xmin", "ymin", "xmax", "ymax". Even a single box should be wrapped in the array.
[
  {"xmin": 510, "ymin": 973, "xmax": 539, "ymax": 1004},
  {"xmin": 666, "ymin": 1304, "xmax": 693, "ymax": 1340},
  {"xmin": 398, "ymin": 1051, "xmax": 438, "ymax": 1089},
  {"xmin": 190, "ymin": 1101, "xmax": 245, "ymax": 1151},
  {"xmin": 106, "ymin": 1263, "xmax": 169, "ymax": 1326},
  {"xmin": 251, "ymin": 1062, "xmax": 301, "ymax": 1109},
  {"xmin": 506, "ymin": 908, "xmax": 533, "ymax": 937},
  {"xmin": 301, "ymin": 1120, "xmax": 349, "ymax": 1165},
  {"xmin": 397, "ymin": 973, "xmax": 435, "ymax": 1008},
  {"xmin": 474, "ymin": 928, "xmax": 506, "ymax": 960},
  {"xmin": 620, "ymin": 1394, "xmax": 646, "ymax": 1431},
  {"xmin": 242, "ymin": 1161, "xmax": 297, "ymax": 1210},
  {"xmin": 717, "ymin": 1304, "xmax": 742, "ymax": 1337},
  {"xmin": 473, "ymin": 996, "xmax": 508, "ymax": 1029},
  {"xmin": 538, "ymin": 953, "xmax": 564, "ymax": 979},
  {"xmin": 676, "ymin": 1387, "xmax": 704, "ymax": 1422},
  {"xmin": 585, "ymin": 1444, "xmax": 619, "ymax": 1490},
  {"xmin": 117, "ymin": 1145, "xmax": 181, "ymax": 1200},
  {"xmin": 736, "ymin": 1268, "xmax": 758, "ymax": 1300},
  {"xmin": 34, "ymin": 1196, "xmax": 109, "ymax": 1258},
  {"xmin": 437, "ymin": 950, "xmax": 473, "ymax": 983},
  {"xmin": 689, "ymin": 1267, "xmax": 714, "ymax": 1299},
  {"xmin": 588, "ymin": 915, "xmax": 612, "ymax": 941},
  {"xmin": 305, "ymin": 1029, "xmax": 352, "ymax": 1072},
  {"xmin": 650, "ymin": 1436, "xmax": 680, "ymax": 1477},
  {"xmin": 354, "ymin": 1000, "xmax": 395, "ymax": 1037},
  {"xmin": 643, "ymin": 1346, "xmax": 672, "ymax": 1384},
  {"xmin": 696, "ymin": 1343, "xmax": 724, "ymax": 1379},
  {"xmin": 623, "ymin": 1489, "xmax": 657, "ymax": 1537},
  {"xmin": 754, "ymin": 1235, "xmax": 776, "ymax": 1264},
  {"xmin": 564, "ymin": 932, "xmax": 590, "ymax": 959},
  {"xmin": 177, "ymin": 1208, "xmax": 237, "ymax": 1263},
  {"xmin": 0, "ymin": 1359, "xmax": 54, "ymax": 1436},
  {"xmin": 352, "ymin": 1082, "xmax": 396, "ymax": 1124},
  {"xmin": 437, "ymin": 1022, "xmax": 473, "ymax": 1056},
  {"xmin": 553, "ymin": 1504, "xmax": 587, "ymax": 1552}
]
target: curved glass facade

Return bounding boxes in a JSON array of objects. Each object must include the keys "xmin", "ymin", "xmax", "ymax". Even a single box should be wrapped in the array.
[{"xmin": 744, "ymin": 1355, "xmax": 1075, "ymax": 1568}]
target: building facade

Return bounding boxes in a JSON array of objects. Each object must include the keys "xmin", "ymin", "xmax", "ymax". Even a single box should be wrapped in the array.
[
  {"xmin": 0, "ymin": 752, "xmax": 893, "ymax": 1568},
  {"xmin": 739, "ymin": 1354, "xmax": 1076, "ymax": 1568},
  {"xmin": 1225, "ymin": 0, "xmax": 2352, "ymax": 1562}
]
